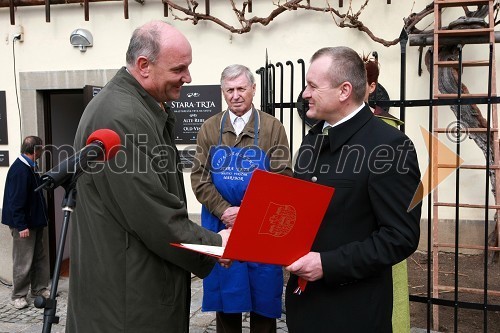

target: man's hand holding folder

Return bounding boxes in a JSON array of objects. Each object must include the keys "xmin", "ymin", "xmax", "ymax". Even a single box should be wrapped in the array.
[{"xmin": 285, "ymin": 252, "xmax": 323, "ymax": 292}]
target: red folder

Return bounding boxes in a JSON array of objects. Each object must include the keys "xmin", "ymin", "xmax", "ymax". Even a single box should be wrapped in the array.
[{"xmin": 172, "ymin": 169, "xmax": 335, "ymax": 266}]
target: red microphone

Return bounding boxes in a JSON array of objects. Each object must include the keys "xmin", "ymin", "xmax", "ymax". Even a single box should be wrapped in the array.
[
  {"xmin": 85, "ymin": 129, "xmax": 121, "ymax": 161},
  {"xmin": 36, "ymin": 129, "xmax": 121, "ymax": 191}
]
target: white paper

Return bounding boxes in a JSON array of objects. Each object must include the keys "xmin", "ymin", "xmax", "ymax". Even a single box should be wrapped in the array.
[{"xmin": 179, "ymin": 243, "xmax": 225, "ymax": 257}]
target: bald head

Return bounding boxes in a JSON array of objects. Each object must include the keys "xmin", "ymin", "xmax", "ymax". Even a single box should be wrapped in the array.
[
  {"xmin": 126, "ymin": 21, "xmax": 190, "ymax": 67},
  {"xmin": 125, "ymin": 21, "xmax": 192, "ymax": 102}
]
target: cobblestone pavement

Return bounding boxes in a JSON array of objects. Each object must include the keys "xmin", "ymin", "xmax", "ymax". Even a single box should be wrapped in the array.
[
  {"xmin": 0, "ymin": 277, "xmax": 438, "ymax": 333},
  {"xmin": 0, "ymin": 277, "xmax": 431, "ymax": 333},
  {"xmin": 0, "ymin": 276, "xmax": 288, "ymax": 333},
  {"xmin": 0, "ymin": 277, "xmax": 67, "ymax": 333}
]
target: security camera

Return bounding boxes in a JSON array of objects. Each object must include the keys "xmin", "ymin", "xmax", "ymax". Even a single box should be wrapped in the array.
[{"xmin": 70, "ymin": 29, "xmax": 93, "ymax": 52}]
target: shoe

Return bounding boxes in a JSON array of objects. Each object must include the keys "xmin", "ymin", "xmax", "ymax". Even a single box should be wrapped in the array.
[
  {"xmin": 12, "ymin": 297, "xmax": 28, "ymax": 309},
  {"xmin": 31, "ymin": 288, "xmax": 50, "ymax": 298}
]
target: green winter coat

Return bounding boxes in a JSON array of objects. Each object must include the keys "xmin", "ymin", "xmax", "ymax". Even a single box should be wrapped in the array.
[{"xmin": 66, "ymin": 67, "xmax": 221, "ymax": 333}]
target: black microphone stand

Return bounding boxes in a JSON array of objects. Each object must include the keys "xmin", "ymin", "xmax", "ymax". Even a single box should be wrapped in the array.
[{"xmin": 34, "ymin": 177, "xmax": 78, "ymax": 333}]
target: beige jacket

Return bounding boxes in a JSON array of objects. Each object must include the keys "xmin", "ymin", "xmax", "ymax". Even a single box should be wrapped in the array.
[{"xmin": 191, "ymin": 108, "xmax": 292, "ymax": 218}]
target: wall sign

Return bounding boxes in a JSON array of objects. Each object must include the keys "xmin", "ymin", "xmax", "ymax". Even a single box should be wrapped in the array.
[
  {"xmin": 0, "ymin": 151, "xmax": 9, "ymax": 167},
  {"xmin": 83, "ymin": 85, "xmax": 103, "ymax": 108},
  {"xmin": 168, "ymin": 85, "xmax": 221, "ymax": 144},
  {"xmin": 0, "ymin": 91, "xmax": 8, "ymax": 144}
]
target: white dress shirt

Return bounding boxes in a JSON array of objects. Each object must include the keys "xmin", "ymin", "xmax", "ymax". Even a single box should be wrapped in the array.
[{"xmin": 229, "ymin": 109, "xmax": 252, "ymax": 136}]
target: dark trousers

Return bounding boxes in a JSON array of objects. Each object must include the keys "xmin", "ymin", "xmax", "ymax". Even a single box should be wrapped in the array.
[{"xmin": 216, "ymin": 312, "xmax": 277, "ymax": 333}]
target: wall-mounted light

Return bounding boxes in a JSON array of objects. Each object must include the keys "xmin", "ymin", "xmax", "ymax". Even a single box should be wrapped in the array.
[{"xmin": 70, "ymin": 29, "xmax": 93, "ymax": 52}]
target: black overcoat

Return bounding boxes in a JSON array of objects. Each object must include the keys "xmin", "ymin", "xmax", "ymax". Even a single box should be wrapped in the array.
[{"xmin": 285, "ymin": 105, "xmax": 422, "ymax": 333}]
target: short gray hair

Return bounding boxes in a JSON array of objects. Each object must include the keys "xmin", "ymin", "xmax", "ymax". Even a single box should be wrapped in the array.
[
  {"xmin": 220, "ymin": 64, "xmax": 255, "ymax": 88},
  {"xmin": 311, "ymin": 46, "xmax": 367, "ymax": 103}
]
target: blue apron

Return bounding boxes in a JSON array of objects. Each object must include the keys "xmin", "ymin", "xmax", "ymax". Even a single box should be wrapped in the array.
[{"xmin": 201, "ymin": 110, "xmax": 283, "ymax": 318}]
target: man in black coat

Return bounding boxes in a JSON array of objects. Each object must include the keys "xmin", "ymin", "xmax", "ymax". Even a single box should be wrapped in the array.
[
  {"xmin": 1, "ymin": 136, "xmax": 50, "ymax": 309},
  {"xmin": 285, "ymin": 47, "xmax": 422, "ymax": 332}
]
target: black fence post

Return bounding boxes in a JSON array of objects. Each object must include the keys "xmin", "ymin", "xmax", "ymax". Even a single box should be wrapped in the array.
[
  {"xmin": 399, "ymin": 28, "xmax": 408, "ymax": 133},
  {"xmin": 298, "ymin": 59, "xmax": 306, "ymax": 138},
  {"xmin": 276, "ymin": 62, "xmax": 284, "ymax": 123},
  {"xmin": 286, "ymin": 61, "xmax": 294, "ymax": 155},
  {"xmin": 256, "ymin": 67, "xmax": 265, "ymax": 112}
]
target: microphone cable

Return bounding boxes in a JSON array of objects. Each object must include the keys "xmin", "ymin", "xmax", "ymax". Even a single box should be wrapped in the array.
[{"xmin": 12, "ymin": 34, "xmax": 22, "ymax": 138}]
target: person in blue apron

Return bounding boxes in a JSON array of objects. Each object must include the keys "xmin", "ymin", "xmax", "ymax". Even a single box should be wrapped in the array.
[{"xmin": 191, "ymin": 64, "xmax": 292, "ymax": 333}]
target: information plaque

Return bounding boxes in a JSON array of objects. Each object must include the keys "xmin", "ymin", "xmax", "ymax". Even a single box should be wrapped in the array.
[
  {"xmin": 0, "ymin": 151, "xmax": 9, "ymax": 167},
  {"xmin": 168, "ymin": 85, "xmax": 221, "ymax": 144},
  {"xmin": 0, "ymin": 91, "xmax": 8, "ymax": 144}
]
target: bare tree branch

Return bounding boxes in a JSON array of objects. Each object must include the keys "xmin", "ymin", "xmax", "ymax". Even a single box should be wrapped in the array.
[
  {"xmin": 165, "ymin": 0, "xmax": 303, "ymax": 34},
  {"xmin": 163, "ymin": 0, "xmax": 407, "ymax": 44},
  {"xmin": 162, "ymin": 1, "xmax": 500, "ymax": 47}
]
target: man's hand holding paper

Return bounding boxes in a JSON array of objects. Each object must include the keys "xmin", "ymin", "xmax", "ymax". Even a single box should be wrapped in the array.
[
  {"xmin": 217, "ymin": 229, "xmax": 232, "ymax": 268},
  {"xmin": 218, "ymin": 228, "xmax": 231, "ymax": 247}
]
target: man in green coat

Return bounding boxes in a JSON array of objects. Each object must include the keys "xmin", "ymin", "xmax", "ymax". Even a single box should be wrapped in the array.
[{"xmin": 66, "ymin": 21, "xmax": 230, "ymax": 333}]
